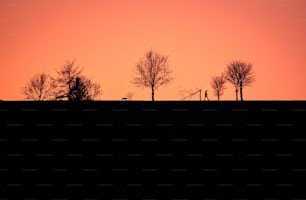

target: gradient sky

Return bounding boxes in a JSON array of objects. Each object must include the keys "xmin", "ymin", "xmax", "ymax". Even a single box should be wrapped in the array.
[{"xmin": 1, "ymin": 0, "xmax": 306, "ymax": 100}]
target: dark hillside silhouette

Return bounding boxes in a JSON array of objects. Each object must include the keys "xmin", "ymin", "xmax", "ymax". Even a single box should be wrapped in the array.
[{"xmin": 0, "ymin": 100, "xmax": 304, "ymax": 199}]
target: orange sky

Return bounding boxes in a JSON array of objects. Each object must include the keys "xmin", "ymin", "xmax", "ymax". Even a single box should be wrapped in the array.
[{"xmin": 1, "ymin": 0, "xmax": 306, "ymax": 100}]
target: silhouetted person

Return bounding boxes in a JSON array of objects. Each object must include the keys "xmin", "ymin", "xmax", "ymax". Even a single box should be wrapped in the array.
[{"xmin": 204, "ymin": 90, "xmax": 209, "ymax": 101}]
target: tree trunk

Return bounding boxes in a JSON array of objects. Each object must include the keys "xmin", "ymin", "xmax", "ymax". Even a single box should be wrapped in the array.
[
  {"xmin": 217, "ymin": 93, "xmax": 220, "ymax": 101},
  {"xmin": 240, "ymin": 82, "xmax": 243, "ymax": 101},
  {"xmin": 235, "ymin": 88, "xmax": 238, "ymax": 101},
  {"xmin": 151, "ymin": 86, "xmax": 155, "ymax": 101}
]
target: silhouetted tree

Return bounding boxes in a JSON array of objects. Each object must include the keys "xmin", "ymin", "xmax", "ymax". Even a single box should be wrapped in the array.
[
  {"xmin": 22, "ymin": 73, "xmax": 55, "ymax": 100},
  {"xmin": 80, "ymin": 75, "xmax": 102, "ymax": 100},
  {"xmin": 225, "ymin": 60, "xmax": 255, "ymax": 101},
  {"xmin": 132, "ymin": 49, "xmax": 173, "ymax": 101},
  {"xmin": 52, "ymin": 60, "xmax": 82, "ymax": 100},
  {"xmin": 53, "ymin": 60, "xmax": 101, "ymax": 100},
  {"xmin": 210, "ymin": 73, "xmax": 226, "ymax": 101},
  {"xmin": 68, "ymin": 77, "xmax": 89, "ymax": 101}
]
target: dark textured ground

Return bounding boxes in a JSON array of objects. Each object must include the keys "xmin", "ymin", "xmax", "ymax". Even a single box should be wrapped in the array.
[{"xmin": 0, "ymin": 100, "xmax": 305, "ymax": 200}]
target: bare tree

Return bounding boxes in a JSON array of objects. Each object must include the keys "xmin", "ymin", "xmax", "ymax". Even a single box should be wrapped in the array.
[
  {"xmin": 210, "ymin": 73, "xmax": 226, "ymax": 101},
  {"xmin": 225, "ymin": 60, "xmax": 255, "ymax": 101},
  {"xmin": 132, "ymin": 49, "xmax": 173, "ymax": 101},
  {"xmin": 53, "ymin": 60, "xmax": 102, "ymax": 100},
  {"xmin": 80, "ymin": 76, "xmax": 102, "ymax": 100},
  {"xmin": 22, "ymin": 73, "xmax": 55, "ymax": 100}
]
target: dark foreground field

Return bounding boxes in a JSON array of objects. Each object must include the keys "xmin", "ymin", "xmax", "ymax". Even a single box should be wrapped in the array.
[{"xmin": 0, "ymin": 100, "xmax": 306, "ymax": 200}]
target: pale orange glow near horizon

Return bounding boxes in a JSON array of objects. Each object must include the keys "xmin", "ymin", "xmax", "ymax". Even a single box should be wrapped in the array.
[{"xmin": 1, "ymin": 0, "xmax": 306, "ymax": 101}]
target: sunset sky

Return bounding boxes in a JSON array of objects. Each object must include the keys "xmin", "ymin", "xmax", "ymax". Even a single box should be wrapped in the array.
[{"xmin": 1, "ymin": 0, "xmax": 306, "ymax": 100}]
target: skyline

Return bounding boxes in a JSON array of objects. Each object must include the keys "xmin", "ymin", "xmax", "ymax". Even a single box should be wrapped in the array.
[{"xmin": 1, "ymin": 0, "xmax": 306, "ymax": 100}]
